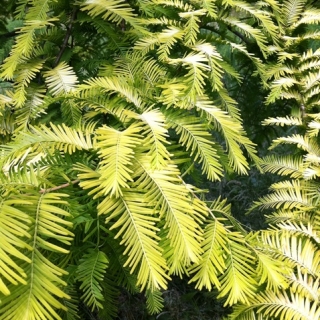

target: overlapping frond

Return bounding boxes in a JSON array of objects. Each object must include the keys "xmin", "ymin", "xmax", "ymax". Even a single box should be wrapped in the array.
[
  {"xmin": 266, "ymin": 76, "xmax": 299, "ymax": 103},
  {"xmin": 98, "ymin": 276, "xmax": 120, "ymax": 320},
  {"xmin": 230, "ymin": 219, "xmax": 320, "ymax": 319},
  {"xmin": 270, "ymin": 134, "xmax": 310, "ymax": 152},
  {"xmin": 138, "ymin": 109, "xmax": 171, "ymax": 169},
  {"xmin": 60, "ymin": 99, "xmax": 82, "ymax": 127},
  {"xmin": 44, "ymin": 62, "xmax": 78, "ymax": 96},
  {"xmin": 13, "ymin": 59, "xmax": 44, "ymax": 108},
  {"xmin": 188, "ymin": 216, "xmax": 229, "ymax": 291},
  {"xmin": 222, "ymin": 16, "xmax": 269, "ymax": 54},
  {"xmin": 289, "ymin": 270, "xmax": 320, "ymax": 301},
  {"xmin": 194, "ymin": 42, "xmax": 227, "ymax": 91},
  {"xmin": 246, "ymin": 233, "xmax": 290, "ymax": 292},
  {"xmin": 168, "ymin": 53, "xmax": 209, "ymax": 100},
  {"xmin": 0, "ymin": 93, "xmax": 12, "ymax": 110},
  {"xmin": 265, "ymin": 210, "xmax": 310, "ymax": 225},
  {"xmin": 153, "ymin": 0, "xmax": 194, "ymax": 11},
  {"xmin": 218, "ymin": 231, "xmax": 257, "ymax": 306},
  {"xmin": 294, "ymin": 8, "xmax": 320, "ymax": 27},
  {"xmin": 262, "ymin": 116, "xmax": 302, "ymax": 127},
  {"xmin": 0, "ymin": 0, "xmax": 58, "ymax": 81},
  {"xmin": 196, "ymin": 96, "xmax": 259, "ymax": 174},
  {"xmin": 262, "ymin": 230, "xmax": 320, "ymax": 275},
  {"xmin": 109, "ymin": 54, "xmax": 166, "ymax": 91},
  {"xmin": 14, "ymin": 85, "xmax": 47, "ymax": 130},
  {"xmin": 76, "ymin": 249, "xmax": 109, "ymax": 310},
  {"xmin": 230, "ymin": 291, "xmax": 320, "ymax": 320},
  {"xmin": 79, "ymin": 95, "xmax": 136, "ymax": 124},
  {"xmin": 145, "ymin": 289, "xmax": 164, "ymax": 314},
  {"xmin": 132, "ymin": 154, "xmax": 205, "ymax": 274},
  {"xmin": 104, "ymin": 237, "xmax": 139, "ymax": 293},
  {"xmin": 277, "ymin": 221, "xmax": 320, "ymax": 243},
  {"xmin": 94, "ymin": 123, "xmax": 141, "ymax": 197},
  {"xmin": 0, "ymin": 163, "xmax": 48, "ymax": 191},
  {"xmin": 77, "ymin": 76, "xmax": 144, "ymax": 110},
  {"xmin": 0, "ymin": 196, "xmax": 31, "ymax": 296},
  {"xmin": 215, "ymin": 88, "xmax": 242, "ymax": 120},
  {"xmin": 165, "ymin": 111, "xmax": 223, "ymax": 180},
  {"xmin": 80, "ymin": 0, "xmax": 143, "ymax": 31},
  {"xmin": 134, "ymin": 26, "xmax": 184, "ymax": 57},
  {"xmin": 199, "ymin": 0, "xmax": 217, "ymax": 17},
  {"xmin": 261, "ymin": 155, "xmax": 303, "ymax": 178},
  {"xmin": 256, "ymin": 247, "xmax": 290, "ymax": 290},
  {"xmin": 0, "ymin": 192, "xmax": 73, "ymax": 320},
  {"xmin": 179, "ymin": 10, "xmax": 205, "ymax": 46},
  {"xmin": 282, "ymin": 0, "xmax": 306, "ymax": 27},
  {"xmin": 99, "ymin": 190, "xmax": 169, "ymax": 291},
  {"xmin": 0, "ymin": 123, "xmax": 93, "ymax": 170},
  {"xmin": 251, "ymin": 180, "xmax": 314, "ymax": 211},
  {"xmin": 59, "ymin": 285, "xmax": 80, "ymax": 320}
]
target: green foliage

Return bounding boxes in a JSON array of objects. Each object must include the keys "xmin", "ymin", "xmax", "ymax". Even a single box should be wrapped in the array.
[
  {"xmin": 76, "ymin": 249, "xmax": 109, "ymax": 310},
  {"xmin": 229, "ymin": 2, "xmax": 320, "ymax": 317},
  {"xmin": 0, "ymin": 0, "xmax": 319, "ymax": 319}
]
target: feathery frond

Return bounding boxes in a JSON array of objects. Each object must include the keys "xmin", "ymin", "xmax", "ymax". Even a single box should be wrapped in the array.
[
  {"xmin": 44, "ymin": 62, "xmax": 78, "ymax": 96},
  {"xmin": 99, "ymin": 190, "xmax": 170, "ymax": 291},
  {"xmin": 132, "ymin": 155, "xmax": 204, "ymax": 274},
  {"xmin": 80, "ymin": 0, "xmax": 143, "ymax": 31},
  {"xmin": 145, "ymin": 289, "xmax": 164, "ymax": 314},
  {"xmin": 166, "ymin": 111, "xmax": 224, "ymax": 180},
  {"xmin": 218, "ymin": 231, "xmax": 257, "ymax": 306},
  {"xmin": 94, "ymin": 123, "xmax": 142, "ymax": 197},
  {"xmin": 188, "ymin": 217, "xmax": 228, "ymax": 291},
  {"xmin": 138, "ymin": 109, "xmax": 171, "ymax": 169},
  {"xmin": 251, "ymin": 180, "xmax": 314, "ymax": 211},
  {"xmin": 0, "ymin": 192, "xmax": 73, "ymax": 320},
  {"xmin": 230, "ymin": 291, "xmax": 320, "ymax": 320},
  {"xmin": 261, "ymin": 155, "xmax": 303, "ymax": 178},
  {"xmin": 1, "ymin": 123, "xmax": 93, "ymax": 167},
  {"xmin": 76, "ymin": 249, "xmax": 109, "ymax": 310},
  {"xmin": 196, "ymin": 96, "xmax": 258, "ymax": 174}
]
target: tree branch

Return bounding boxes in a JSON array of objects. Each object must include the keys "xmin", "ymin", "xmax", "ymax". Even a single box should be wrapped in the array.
[
  {"xmin": 0, "ymin": 30, "xmax": 18, "ymax": 39},
  {"xmin": 202, "ymin": 24, "xmax": 252, "ymax": 47},
  {"xmin": 54, "ymin": 8, "xmax": 78, "ymax": 67},
  {"xmin": 40, "ymin": 179, "xmax": 80, "ymax": 194},
  {"xmin": 226, "ymin": 26, "xmax": 251, "ymax": 46}
]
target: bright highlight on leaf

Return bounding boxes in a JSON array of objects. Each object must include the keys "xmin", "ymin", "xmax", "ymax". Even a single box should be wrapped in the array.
[
  {"xmin": 95, "ymin": 123, "xmax": 142, "ymax": 197},
  {"xmin": 44, "ymin": 62, "xmax": 78, "ymax": 96}
]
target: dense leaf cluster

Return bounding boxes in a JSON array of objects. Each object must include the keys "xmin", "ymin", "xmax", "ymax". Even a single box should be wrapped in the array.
[{"xmin": 0, "ymin": 0, "xmax": 319, "ymax": 319}]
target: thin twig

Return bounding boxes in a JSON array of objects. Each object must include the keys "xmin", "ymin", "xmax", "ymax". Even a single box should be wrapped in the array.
[
  {"xmin": 201, "ymin": 24, "xmax": 252, "ymax": 47},
  {"xmin": 54, "ymin": 8, "xmax": 77, "ymax": 67},
  {"xmin": 40, "ymin": 179, "xmax": 80, "ymax": 193},
  {"xmin": 226, "ymin": 26, "xmax": 251, "ymax": 46},
  {"xmin": 180, "ymin": 163, "xmax": 194, "ymax": 178},
  {"xmin": 0, "ymin": 30, "xmax": 17, "ymax": 39}
]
